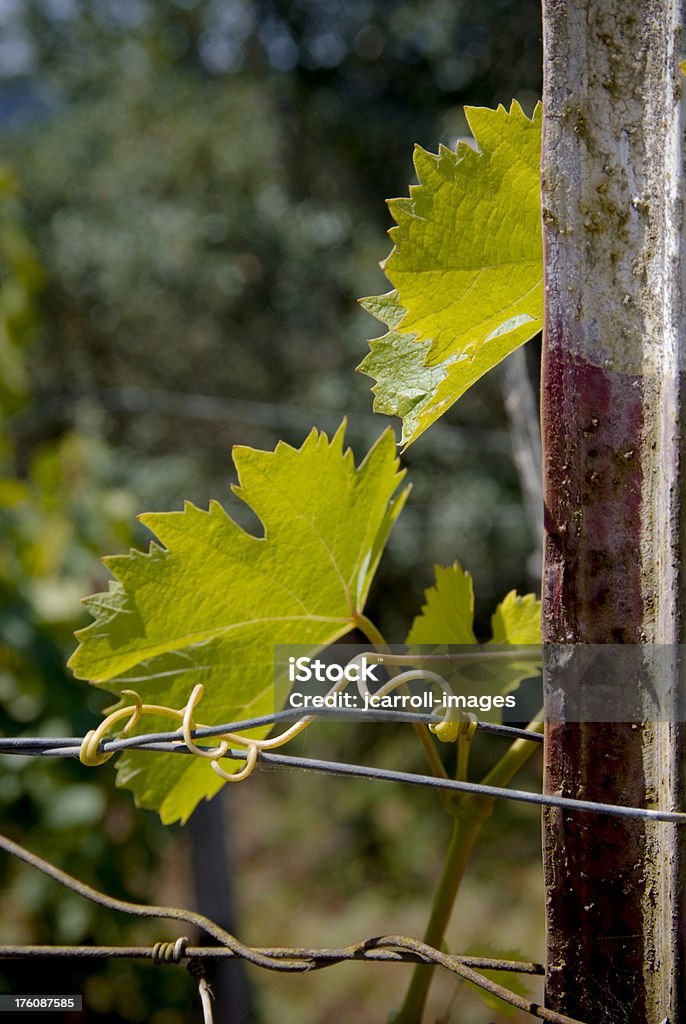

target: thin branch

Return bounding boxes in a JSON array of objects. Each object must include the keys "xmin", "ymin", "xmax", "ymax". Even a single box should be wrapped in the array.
[{"xmin": 501, "ymin": 346, "xmax": 544, "ymax": 549}]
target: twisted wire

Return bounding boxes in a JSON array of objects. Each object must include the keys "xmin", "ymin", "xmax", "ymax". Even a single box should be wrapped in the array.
[
  {"xmin": 1, "ymin": 713, "xmax": 683, "ymax": 822},
  {"xmin": 0, "ymin": 829, "xmax": 584, "ymax": 1024}
]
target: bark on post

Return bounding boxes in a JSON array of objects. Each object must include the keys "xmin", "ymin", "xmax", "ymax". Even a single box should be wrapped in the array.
[{"xmin": 541, "ymin": 2, "xmax": 686, "ymax": 1021}]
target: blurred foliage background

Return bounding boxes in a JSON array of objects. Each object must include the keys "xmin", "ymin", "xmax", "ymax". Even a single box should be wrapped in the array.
[{"xmin": 0, "ymin": 2, "xmax": 543, "ymax": 1021}]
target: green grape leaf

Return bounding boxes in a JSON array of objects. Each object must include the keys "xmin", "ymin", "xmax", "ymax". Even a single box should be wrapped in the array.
[
  {"xmin": 69, "ymin": 423, "xmax": 409, "ymax": 823},
  {"xmin": 359, "ymin": 101, "xmax": 542, "ymax": 447},
  {"xmin": 490, "ymin": 589, "xmax": 541, "ymax": 644},
  {"xmin": 406, "ymin": 562, "xmax": 477, "ymax": 646},
  {"xmin": 488, "ymin": 589, "xmax": 542, "ymax": 696},
  {"xmin": 358, "ymin": 291, "xmax": 445, "ymax": 441},
  {"xmin": 406, "ymin": 561, "xmax": 541, "ymax": 706}
]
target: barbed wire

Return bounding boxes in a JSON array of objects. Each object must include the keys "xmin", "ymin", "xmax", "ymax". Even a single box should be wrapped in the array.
[
  {"xmin": 1, "ymin": 708, "xmax": 684, "ymax": 823},
  {"xmin": 0, "ymin": 829, "xmax": 585, "ymax": 1024}
]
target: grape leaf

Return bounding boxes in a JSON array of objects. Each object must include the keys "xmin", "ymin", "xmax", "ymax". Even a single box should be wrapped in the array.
[
  {"xmin": 490, "ymin": 590, "xmax": 541, "ymax": 644},
  {"xmin": 406, "ymin": 562, "xmax": 541, "ymax": 703},
  {"xmin": 358, "ymin": 291, "xmax": 445, "ymax": 441},
  {"xmin": 406, "ymin": 560, "xmax": 542, "ymax": 647},
  {"xmin": 406, "ymin": 562, "xmax": 477, "ymax": 646},
  {"xmin": 69, "ymin": 423, "xmax": 409, "ymax": 823},
  {"xmin": 359, "ymin": 101, "xmax": 542, "ymax": 447}
]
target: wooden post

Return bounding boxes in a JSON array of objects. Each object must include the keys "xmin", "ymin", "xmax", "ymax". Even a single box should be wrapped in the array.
[{"xmin": 540, "ymin": 1, "xmax": 686, "ymax": 1020}]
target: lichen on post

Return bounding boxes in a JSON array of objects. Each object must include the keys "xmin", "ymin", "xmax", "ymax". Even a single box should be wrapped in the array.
[{"xmin": 541, "ymin": 1, "xmax": 686, "ymax": 1020}]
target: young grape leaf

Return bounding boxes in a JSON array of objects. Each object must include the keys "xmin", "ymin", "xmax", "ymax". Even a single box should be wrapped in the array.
[
  {"xmin": 359, "ymin": 101, "xmax": 542, "ymax": 447},
  {"xmin": 406, "ymin": 561, "xmax": 541, "ymax": 704},
  {"xmin": 69, "ymin": 423, "xmax": 409, "ymax": 823},
  {"xmin": 358, "ymin": 291, "xmax": 446, "ymax": 444},
  {"xmin": 406, "ymin": 562, "xmax": 477, "ymax": 646},
  {"xmin": 490, "ymin": 589, "xmax": 541, "ymax": 645},
  {"xmin": 487, "ymin": 589, "xmax": 542, "ymax": 697}
]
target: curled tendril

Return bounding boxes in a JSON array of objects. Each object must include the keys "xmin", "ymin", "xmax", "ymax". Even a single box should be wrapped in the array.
[
  {"xmin": 182, "ymin": 685, "xmax": 230, "ymax": 761},
  {"xmin": 79, "ymin": 652, "xmax": 478, "ymax": 781},
  {"xmin": 210, "ymin": 742, "xmax": 258, "ymax": 783},
  {"xmin": 346, "ymin": 655, "xmax": 478, "ymax": 742},
  {"xmin": 79, "ymin": 690, "xmax": 144, "ymax": 766}
]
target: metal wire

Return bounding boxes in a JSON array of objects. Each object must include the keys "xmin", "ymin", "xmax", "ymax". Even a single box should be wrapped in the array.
[
  {"xmin": 0, "ymin": 710, "xmax": 683, "ymax": 822},
  {"xmin": 0, "ymin": 707, "xmax": 543, "ymax": 753},
  {"xmin": 0, "ymin": 830, "xmax": 583, "ymax": 1024},
  {"xmin": 0, "ymin": 944, "xmax": 544, "ymax": 974},
  {"xmin": 0, "ymin": 707, "xmax": 678, "ymax": 1024}
]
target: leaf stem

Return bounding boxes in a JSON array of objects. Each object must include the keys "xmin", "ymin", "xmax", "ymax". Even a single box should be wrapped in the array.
[
  {"xmin": 352, "ymin": 611, "xmax": 387, "ymax": 649},
  {"xmin": 393, "ymin": 717, "xmax": 543, "ymax": 1023},
  {"xmin": 393, "ymin": 814, "xmax": 484, "ymax": 1024},
  {"xmin": 352, "ymin": 612, "xmax": 449, "ymax": 784},
  {"xmin": 456, "ymin": 734, "xmax": 470, "ymax": 784}
]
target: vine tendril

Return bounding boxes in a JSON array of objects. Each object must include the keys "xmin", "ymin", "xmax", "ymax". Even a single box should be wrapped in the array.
[{"xmin": 79, "ymin": 651, "xmax": 482, "ymax": 781}]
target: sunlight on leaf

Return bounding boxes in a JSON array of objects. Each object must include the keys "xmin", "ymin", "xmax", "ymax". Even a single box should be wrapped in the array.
[
  {"xmin": 69, "ymin": 424, "xmax": 409, "ymax": 823},
  {"xmin": 406, "ymin": 561, "xmax": 541, "ymax": 705},
  {"xmin": 359, "ymin": 101, "xmax": 542, "ymax": 447}
]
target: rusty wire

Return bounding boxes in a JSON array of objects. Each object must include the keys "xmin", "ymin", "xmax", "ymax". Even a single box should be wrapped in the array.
[
  {"xmin": 0, "ymin": 829, "xmax": 587, "ymax": 1024},
  {"xmin": 0, "ymin": 943, "xmax": 544, "ymax": 973},
  {"xmin": 2, "ymin": 707, "xmax": 673, "ymax": 1023}
]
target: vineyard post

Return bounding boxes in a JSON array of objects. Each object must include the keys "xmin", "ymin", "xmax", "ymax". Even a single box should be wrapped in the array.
[{"xmin": 541, "ymin": 1, "xmax": 686, "ymax": 1021}]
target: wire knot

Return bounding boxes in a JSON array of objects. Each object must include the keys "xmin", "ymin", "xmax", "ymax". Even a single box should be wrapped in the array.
[
  {"xmin": 152, "ymin": 936, "xmax": 189, "ymax": 965},
  {"xmin": 186, "ymin": 956, "xmax": 208, "ymax": 983}
]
